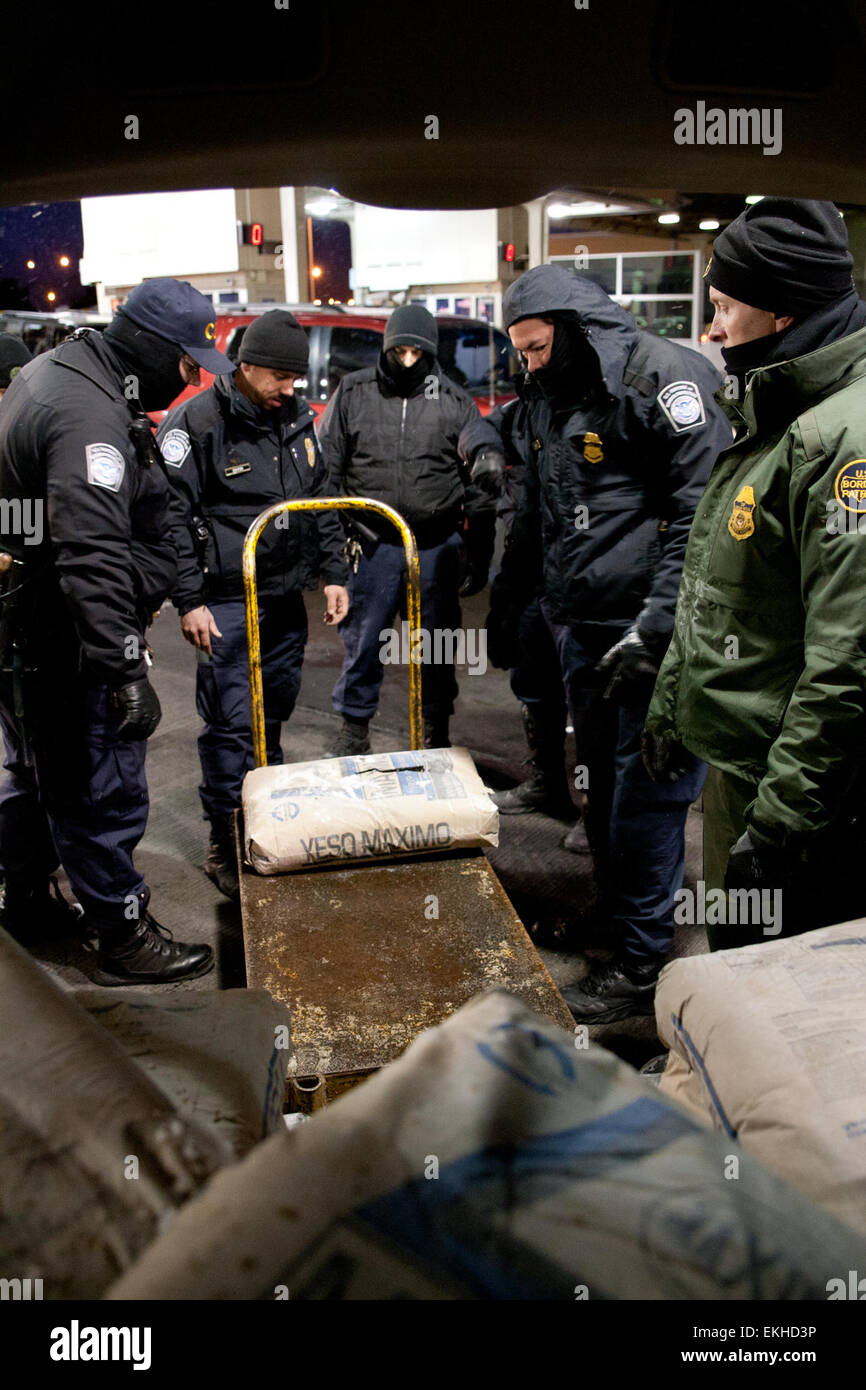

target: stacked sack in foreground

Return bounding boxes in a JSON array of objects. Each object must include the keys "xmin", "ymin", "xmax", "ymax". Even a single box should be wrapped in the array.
[
  {"xmin": 108, "ymin": 989, "xmax": 866, "ymax": 1300},
  {"xmin": 656, "ymin": 919, "xmax": 866, "ymax": 1238}
]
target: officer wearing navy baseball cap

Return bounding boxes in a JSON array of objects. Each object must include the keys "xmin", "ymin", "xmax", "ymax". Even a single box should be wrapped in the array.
[{"xmin": 0, "ymin": 279, "xmax": 220, "ymax": 982}]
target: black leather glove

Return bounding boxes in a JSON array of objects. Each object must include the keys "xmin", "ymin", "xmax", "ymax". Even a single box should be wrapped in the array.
[
  {"xmin": 112, "ymin": 678, "xmax": 162, "ymax": 741},
  {"xmin": 724, "ymin": 827, "xmax": 788, "ymax": 893},
  {"xmin": 469, "ymin": 447, "xmax": 506, "ymax": 497},
  {"xmin": 641, "ymin": 730, "xmax": 694, "ymax": 784},
  {"xmin": 459, "ymin": 511, "xmax": 496, "ymax": 598},
  {"xmin": 599, "ymin": 625, "xmax": 662, "ymax": 707},
  {"xmin": 459, "ymin": 564, "xmax": 490, "ymax": 599},
  {"xmin": 485, "ymin": 606, "xmax": 520, "ymax": 671}
]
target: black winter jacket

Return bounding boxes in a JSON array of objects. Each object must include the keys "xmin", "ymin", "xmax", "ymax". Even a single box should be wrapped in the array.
[
  {"xmin": 460, "ymin": 267, "xmax": 731, "ymax": 644},
  {"xmin": 158, "ymin": 374, "xmax": 349, "ymax": 615},
  {"xmin": 318, "ymin": 356, "xmax": 486, "ymax": 547},
  {"xmin": 0, "ymin": 330, "xmax": 178, "ymax": 684}
]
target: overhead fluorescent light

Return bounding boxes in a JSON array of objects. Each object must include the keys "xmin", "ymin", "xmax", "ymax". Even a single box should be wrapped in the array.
[
  {"xmin": 547, "ymin": 200, "xmax": 638, "ymax": 219},
  {"xmin": 699, "ymin": 218, "xmax": 720, "ymax": 230},
  {"xmin": 658, "ymin": 212, "xmax": 681, "ymax": 225}
]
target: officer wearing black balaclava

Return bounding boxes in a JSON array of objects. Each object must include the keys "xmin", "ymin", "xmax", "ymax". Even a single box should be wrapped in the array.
[
  {"xmin": 457, "ymin": 263, "xmax": 732, "ymax": 1023},
  {"xmin": 320, "ymin": 303, "xmax": 498, "ymax": 753},
  {"xmin": 0, "ymin": 278, "xmax": 235, "ymax": 983}
]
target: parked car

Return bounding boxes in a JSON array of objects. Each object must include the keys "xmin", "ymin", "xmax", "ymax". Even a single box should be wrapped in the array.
[
  {"xmin": 151, "ymin": 303, "xmax": 520, "ymax": 422},
  {"xmin": 0, "ymin": 309, "xmax": 108, "ymax": 357}
]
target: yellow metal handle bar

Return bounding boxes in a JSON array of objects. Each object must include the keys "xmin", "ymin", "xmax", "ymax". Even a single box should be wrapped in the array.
[{"xmin": 242, "ymin": 497, "xmax": 423, "ymax": 767}]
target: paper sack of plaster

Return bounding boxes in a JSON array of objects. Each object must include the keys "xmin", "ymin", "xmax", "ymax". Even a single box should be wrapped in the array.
[
  {"xmin": 655, "ymin": 919, "xmax": 866, "ymax": 1239},
  {"xmin": 242, "ymin": 746, "xmax": 499, "ymax": 874}
]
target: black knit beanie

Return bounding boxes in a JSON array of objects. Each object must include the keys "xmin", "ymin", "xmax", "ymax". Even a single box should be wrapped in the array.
[
  {"xmin": 383, "ymin": 304, "xmax": 438, "ymax": 354},
  {"xmin": 706, "ymin": 198, "xmax": 854, "ymax": 317},
  {"xmin": 0, "ymin": 335, "xmax": 32, "ymax": 389},
  {"xmin": 239, "ymin": 310, "xmax": 309, "ymax": 372}
]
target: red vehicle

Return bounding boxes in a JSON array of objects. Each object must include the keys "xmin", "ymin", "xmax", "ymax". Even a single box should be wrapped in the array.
[{"xmin": 152, "ymin": 303, "xmax": 520, "ymax": 423}]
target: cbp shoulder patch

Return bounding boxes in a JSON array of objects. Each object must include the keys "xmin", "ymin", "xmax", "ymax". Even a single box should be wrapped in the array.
[
  {"xmin": 160, "ymin": 428, "xmax": 191, "ymax": 467},
  {"xmin": 657, "ymin": 381, "xmax": 706, "ymax": 433},
  {"xmin": 85, "ymin": 442, "xmax": 125, "ymax": 492}
]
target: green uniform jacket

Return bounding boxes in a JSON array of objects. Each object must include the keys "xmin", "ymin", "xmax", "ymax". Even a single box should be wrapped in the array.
[{"xmin": 646, "ymin": 324, "xmax": 866, "ymax": 848}]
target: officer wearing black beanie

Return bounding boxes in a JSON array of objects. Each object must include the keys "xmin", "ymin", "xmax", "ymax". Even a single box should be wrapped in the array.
[
  {"xmin": 157, "ymin": 309, "xmax": 350, "ymax": 900},
  {"xmin": 647, "ymin": 197, "xmax": 866, "ymax": 950},
  {"xmin": 319, "ymin": 303, "xmax": 497, "ymax": 755},
  {"xmin": 704, "ymin": 198, "xmax": 864, "ymax": 397}
]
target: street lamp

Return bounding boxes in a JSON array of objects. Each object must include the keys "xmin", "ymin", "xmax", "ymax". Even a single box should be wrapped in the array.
[
  {"xmin": 26, "ymin": 260, "xmax": 35, "ymax": 269},
  {"xmin": 46, "ymin": 291, "xmax": 56, "ymax": 302},
  {"xmin": 59, "ymin": 255, "xmax": 70, "ymax": 267}
]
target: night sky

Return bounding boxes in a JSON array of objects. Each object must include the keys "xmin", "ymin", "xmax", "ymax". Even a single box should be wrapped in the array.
[{"xmin": 0, "ymin": 202, "xmax": 96, "ymax": 311}]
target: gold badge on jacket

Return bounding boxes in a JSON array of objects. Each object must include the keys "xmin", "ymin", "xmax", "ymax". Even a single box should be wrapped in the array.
[
  {"xmin": 583, "ymin": 431, "xmax": 604, "ymax": 464},
  {"xmin": 728, "ymin": 484, "xmax": 756, "ymax": 541},
  {"xmin": 305, "ymin": 438, "xmax": 316, "ymax": 468}
]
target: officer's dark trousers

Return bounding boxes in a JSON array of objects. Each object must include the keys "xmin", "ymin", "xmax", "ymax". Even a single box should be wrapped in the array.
[
  {"xmin": 0, "ymin": 671, "xmax": 150, "ymax": 930},
  {"xmin": 197, "ymin": 593, "xmax": 308, "ymax": 823},
  {"xmin": 332, "ymin": 533, "xmax": 462, "ymax": 723},
  {"xmin": 539, "ymin": 603, "xmax": 706, "ymax": 969}
]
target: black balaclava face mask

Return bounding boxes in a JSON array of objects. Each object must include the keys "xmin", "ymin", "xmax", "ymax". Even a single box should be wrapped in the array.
[
  {"xmin": 103, "ymin": 312, "xmax": 186, "ymax": 411},
  {"xmin": 528, "ymin": 317, "xmax": 600, "ymax": 411},
  {"xmin": 381, "ymin": 348, "xmax": 433, "ymax": 398}
]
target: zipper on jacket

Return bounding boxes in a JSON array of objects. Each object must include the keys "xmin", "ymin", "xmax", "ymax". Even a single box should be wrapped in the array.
[{"xmin": 397, "ymin": 397, "xmax": 408, "ymax": 518}]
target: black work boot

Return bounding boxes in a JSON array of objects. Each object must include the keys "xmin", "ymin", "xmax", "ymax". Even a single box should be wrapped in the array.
[
  {"xmin": 562, "ymin": 958, "xmax": 660, "ymax": 1024},
  {"xmin": 205, "ymin": 816, "xmax": 240, "ymax": 902},
  {"xmin": 95, "ymin": 911, "xmax": 215, "ymax": 986},
  {"xmin": 0, "ymin": 874, "xmax": 84, "ymax": 943},
  {"xmin": 423, "ymin": 716, "xmax": 450, "ymax": 749},
  {"xmin": 493, "ymin": 703, "xmax": 575, "ymax": 818},
  {"xmin": 328, "ymin": 715, "xmax": 371, "ymax": 758}
]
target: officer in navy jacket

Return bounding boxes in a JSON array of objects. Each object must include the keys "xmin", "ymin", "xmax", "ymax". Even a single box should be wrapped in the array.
[
  {"xmin": 0, "ymin": 278, "xmax": 232, "ymax": 983},
  {"xmin": 459, "ymin": 264, "xmax": 731, "ymax": 1023},
  {"xmin": 158, "ymin": 310, "xmax": 349, "ymax": 899}
]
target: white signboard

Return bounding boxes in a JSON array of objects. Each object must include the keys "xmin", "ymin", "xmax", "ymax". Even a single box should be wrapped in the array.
[
  {"xmin": 353, "ymin": 205, "xmax": 498, "ymax": 291},
  {"xmin": 80, "ymin": 189, "xmax": 239, "ymax": 287}
]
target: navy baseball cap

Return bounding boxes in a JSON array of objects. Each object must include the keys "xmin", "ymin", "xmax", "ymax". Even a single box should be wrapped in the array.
[{"xmin": 118, "ymin": 278, "xmax": 236, "ymax": 374}]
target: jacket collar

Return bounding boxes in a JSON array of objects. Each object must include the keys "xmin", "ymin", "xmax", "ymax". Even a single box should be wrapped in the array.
[
  {"xmin": 719, "ymin": 324, "xmax": 866, "ymax": 437},
  {"xmin": 50, "ymin": 330, "xmax": 129, "ymax": 404},
  {"xmin": 213, "ymin": 371, "xmax": 315, "ymax": 438}
]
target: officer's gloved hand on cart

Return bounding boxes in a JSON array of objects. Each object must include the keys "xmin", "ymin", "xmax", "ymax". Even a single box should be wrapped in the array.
[
  {"xmin": 112, "ymin": 678, "xmax": 162, "ymax": 741},
  {"xmin": 600, "ymin": 624, "xmax": 665, "ymax": 706}
]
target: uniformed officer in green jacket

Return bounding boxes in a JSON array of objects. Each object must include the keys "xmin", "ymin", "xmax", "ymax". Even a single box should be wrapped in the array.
[{"xmin": 644, "ymin": 198, "xmax": 866, "ymax": 949}]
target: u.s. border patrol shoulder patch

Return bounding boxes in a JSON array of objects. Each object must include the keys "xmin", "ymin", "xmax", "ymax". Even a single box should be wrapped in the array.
[
  {"xmin": 85, "ymin": 442, "xmax": 125, "ymax": 492},
  {"xmin": 834, "ymin": 459, "xmax": 866, "ymax": 513},
  {"xmin": 160, "ymin": 429, "xmax": 191, "ymax": 467},
  {"xmin": 657, "ymin": 381, "xmax": 706, "ymax": 433}
]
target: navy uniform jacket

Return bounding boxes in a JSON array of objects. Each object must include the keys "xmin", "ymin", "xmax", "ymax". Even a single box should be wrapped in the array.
[
  {"xmin": 0, "ymin": 330, "xmax": 177, "ymax": 684},
  {"xmin": 318, "ymin": 356, "xmax": 490, "ymax": 547},
  {"xmin": 459, "ymin": 267, "xmax": 732, "ymax": 645},
  {"xmin": 158, "ymin": 373, "xmax": 349, "ymax": 615}
]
